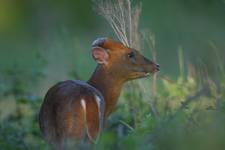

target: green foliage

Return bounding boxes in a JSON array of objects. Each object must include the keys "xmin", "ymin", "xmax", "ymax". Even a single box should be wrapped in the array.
[
  {"xmin": 0, "ymin": 96, "xmax": 48, "ymax": 150},
  {"xmin": 0, "ymin": 54, "xmax": 225, "ymax": 150},
  {"xmin": 0, "ymin": 51, "xmax": 47, "ymax": 149},
  {"xmin": 0, "ymin": 43, "xmax": 224, "ymax": 150},
  {"xmin": 1, "ymin": 53, "xmax": 224, "ymax": 150}
]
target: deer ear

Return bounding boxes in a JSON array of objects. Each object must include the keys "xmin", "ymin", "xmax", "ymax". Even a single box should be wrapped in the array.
[{"xmin": 92, "ymin": 47, "xmax": 109, "ymax": 65}]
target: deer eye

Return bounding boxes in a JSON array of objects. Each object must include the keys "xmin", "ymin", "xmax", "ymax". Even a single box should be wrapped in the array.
[{"xmin": 128, "ymin": 52, "xmax": 135, "ymax": 59}]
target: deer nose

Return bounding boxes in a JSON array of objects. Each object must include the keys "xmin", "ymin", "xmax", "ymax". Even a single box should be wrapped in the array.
[{"xmin": 155, "ymin": 64, "xmax": 160, "ymax": 71}]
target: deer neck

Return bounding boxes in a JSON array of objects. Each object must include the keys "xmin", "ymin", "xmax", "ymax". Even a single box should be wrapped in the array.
[{"xmin": 87, "ymin": 65, "xmax": 124, "ymax": 117}]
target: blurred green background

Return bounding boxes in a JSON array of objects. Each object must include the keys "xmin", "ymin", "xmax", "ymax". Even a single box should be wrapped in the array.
[{"xmin": 0, "ymin": 0, "xmax": 225, "ymax": 149}]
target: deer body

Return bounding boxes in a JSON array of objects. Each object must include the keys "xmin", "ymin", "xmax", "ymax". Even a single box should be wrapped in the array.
[{"xmin": 39, "ymin": 38, "xmax": 159, "ymax": 147}]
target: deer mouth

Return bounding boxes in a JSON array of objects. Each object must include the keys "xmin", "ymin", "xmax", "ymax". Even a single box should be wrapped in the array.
[
  {"xmin": 136, "ymin": 72, "xmax": 152, "ymax": 78},
  {"xmin": 143, "ymin": 66, "xmax": 160, "ymax": 76},
  {"xmin": 129, "ymin": 64, "xmax": 160, "ymax": 79}
]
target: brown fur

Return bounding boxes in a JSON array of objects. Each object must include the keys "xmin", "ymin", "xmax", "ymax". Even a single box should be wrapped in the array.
[
  {"xmin": 39, "ymin": 38, "xmax": 159, "ymax": 148},
  {"xmin": 39, "ymin": 80, "xmax": 104, "ymax": 147}
]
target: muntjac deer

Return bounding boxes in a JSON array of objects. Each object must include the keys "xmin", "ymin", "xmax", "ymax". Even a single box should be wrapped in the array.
[{"xmin": 39, "ymin": 38, "xmax": 159, "ymax": 147}]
